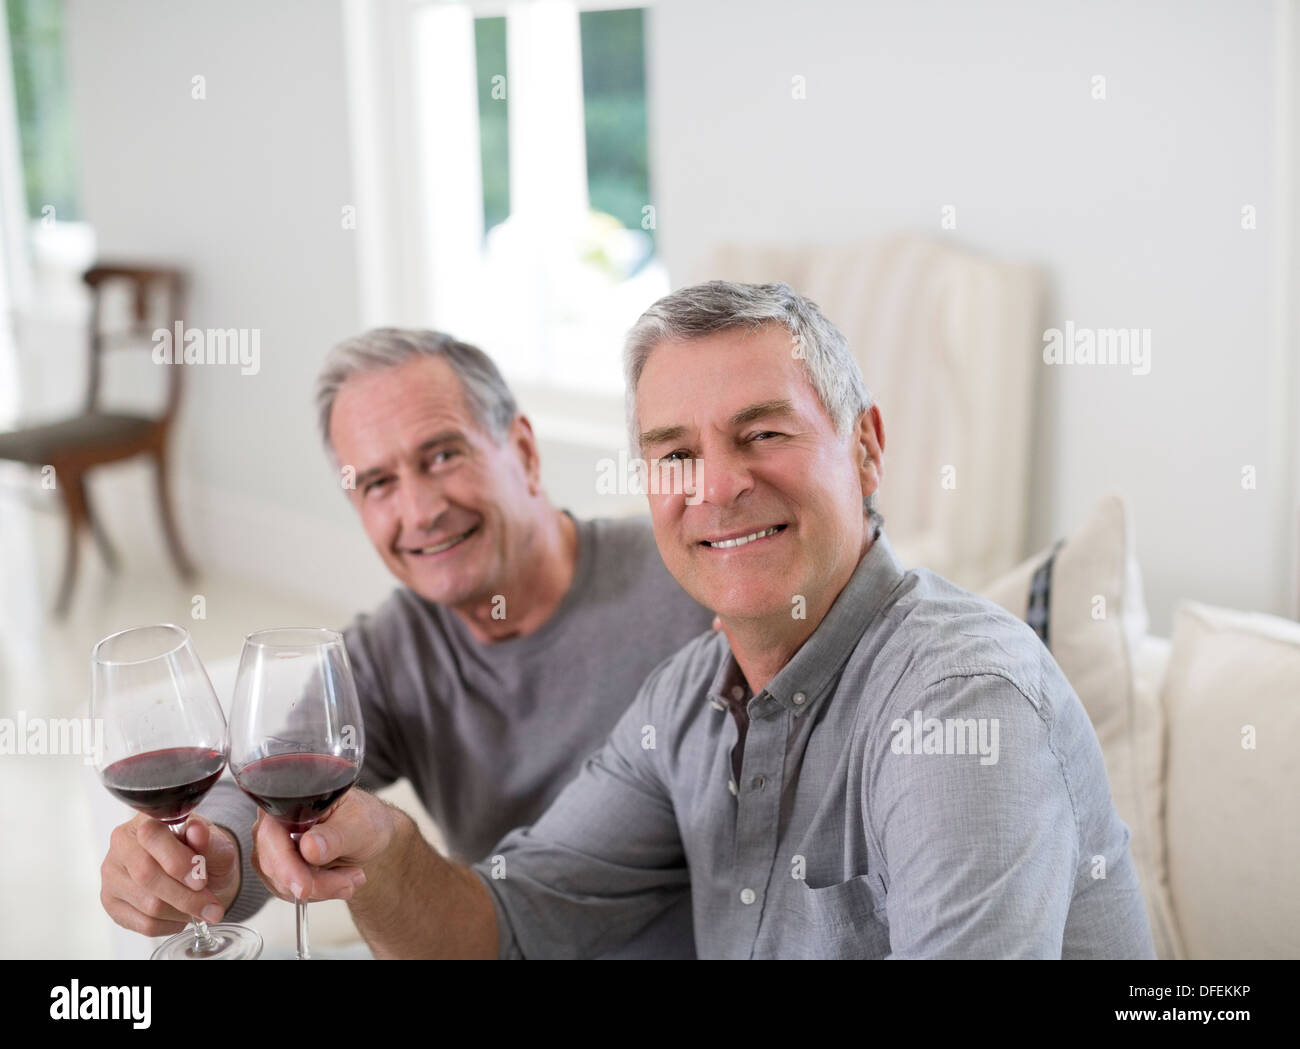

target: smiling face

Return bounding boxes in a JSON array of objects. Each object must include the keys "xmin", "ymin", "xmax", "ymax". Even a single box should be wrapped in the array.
[
  {"xmin": 636, "ymin": 323, "xmax": 884, "ymax": 623},
  {"xmin": 328, "ymin": 355, "xmax": 542, "ymax": 608}
]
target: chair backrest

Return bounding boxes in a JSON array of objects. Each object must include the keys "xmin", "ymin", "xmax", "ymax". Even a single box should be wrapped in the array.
[
  {"xmin": 82, "ymin": 263, "xmax": 187, "ymax": 420},
  {"xmin": 691, "ymin": 234, "xmax": 1045, "ymax": 589}
]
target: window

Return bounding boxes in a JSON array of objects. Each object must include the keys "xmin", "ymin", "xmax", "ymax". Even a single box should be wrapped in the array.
[
  {"xmin": 5, "ymin": 0, "xmax": 79, "ymax": 221},
  {"xmin": 579, "ymin": 7, "xmax": 652, "ymax": 242},
  {"xmin": 413, "ymin": 0, "xmax": 666, "ymax": 397},
  {"xmin": 474, "ymin": 16, "xmax": 509, "ymax": 234}
]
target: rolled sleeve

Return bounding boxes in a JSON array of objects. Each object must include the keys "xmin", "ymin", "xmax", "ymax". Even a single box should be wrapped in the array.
[
  {"xmin": 470, "ymin": 682, "xmax": 690, "ymax": 959},
  {"xmin": 871, "ymin": 671, "xmax": 1079, "ymax": 959}
]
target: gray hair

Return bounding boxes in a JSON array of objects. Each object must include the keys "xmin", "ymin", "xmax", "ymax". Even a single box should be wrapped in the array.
[
  {"xmin": 623, "ymin": 280, "xmax": 883, "ymax": 530},
  {"xmin": 315, "ymin": 328, "xmax": 518, "ymax": 454}
]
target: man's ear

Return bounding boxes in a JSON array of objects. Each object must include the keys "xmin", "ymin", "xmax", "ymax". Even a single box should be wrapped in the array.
[
  {"xmin": 855, "ymin": 404, "xmax": 885, "ymax": 500},
  {"xmin": 508, "ymin": 415, "xmax": 543, "ymax": 495}
]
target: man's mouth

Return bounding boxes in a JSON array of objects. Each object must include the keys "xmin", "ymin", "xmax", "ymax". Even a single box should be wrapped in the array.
[
  {"xmin": 405, "ymin": 524, "xmax": 479, "ymax": 558},
  {"xmin": 699, "ymin": 524, "xmax": 787, "ymax": 549}
]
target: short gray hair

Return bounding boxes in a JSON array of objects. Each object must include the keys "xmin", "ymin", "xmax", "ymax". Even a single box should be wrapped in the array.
[
  {"xmin": 315, "ymin": 328, "xmax": 518, "ymax": 454},
  {"xmin": 623, "ymin": 280, "xmax": 882, "ymax": 529}
]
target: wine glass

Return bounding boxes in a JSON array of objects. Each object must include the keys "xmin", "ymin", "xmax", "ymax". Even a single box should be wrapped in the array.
[
  {"xmin": 228, "ymin": 628, "xmax": 364, "ymax": 960},
  {"xmin": 91, "ymin": 624, "xmax": 264, "ymax": 960}
]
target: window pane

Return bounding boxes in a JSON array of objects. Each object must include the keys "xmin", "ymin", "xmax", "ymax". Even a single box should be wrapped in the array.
[
  {"xmin": 579, "ymin": 7, "xmax": 650, "ymax": 244},
  {"xmin": 6, "ymin": 0, "xmax": 79, "ymax": 220},
  {"xmin": 474, "ymin": 15, "xmax": 509, "ymax": 234}
]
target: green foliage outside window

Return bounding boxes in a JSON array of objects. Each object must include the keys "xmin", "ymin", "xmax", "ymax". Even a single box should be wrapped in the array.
[
  {"xmin": 580, "ymin": 7, "xmax": 650, "ymax": 240},
  {"xmin": 474, "ymin": 7, "xmax": 651, "ymax": 245},
  {"xmin": 6, "ymin": 0, "xmax": 80, "ymax": 221},
  {"xmin": 474, "ymin": 15, "xmax": 509, "ymax": 234}
]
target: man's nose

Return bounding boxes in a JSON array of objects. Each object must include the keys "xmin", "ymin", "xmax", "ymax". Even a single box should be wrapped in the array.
[
  {"xmin": 397, "ymin": 474, "xmax": 448, "ymax": 535},
  {"xmin": 698, "ymin": 442, "xmax": 753, "ymax": 508}
]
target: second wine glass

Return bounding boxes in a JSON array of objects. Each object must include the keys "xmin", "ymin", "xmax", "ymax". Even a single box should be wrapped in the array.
[{"xmin": 228, "ymin": 628, "xmax": 364, "ymax": 960}]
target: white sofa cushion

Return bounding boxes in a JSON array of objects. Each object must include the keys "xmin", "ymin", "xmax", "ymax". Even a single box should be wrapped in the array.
[
  {"xmin": 980, "ymin": 495, "xmax": 1182, "ymax": 959},
  {"xmin": 1162, "ymin": 602, "xmax": 1300, "ymax": 959}
]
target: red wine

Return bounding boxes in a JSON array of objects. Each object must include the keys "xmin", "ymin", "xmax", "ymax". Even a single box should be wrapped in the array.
[
  {"xmin": 102, "ymin": 746, "xmax": 226, "ymax": 824},
  {"xmin": 235, "ymin": 753, "xmax": 359, "ymax": 835}
]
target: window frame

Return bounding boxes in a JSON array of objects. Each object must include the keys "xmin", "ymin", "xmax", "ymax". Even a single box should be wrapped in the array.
[{"xmin": 345, "ymin": 0, "xmax": 659, "ymax": 451}]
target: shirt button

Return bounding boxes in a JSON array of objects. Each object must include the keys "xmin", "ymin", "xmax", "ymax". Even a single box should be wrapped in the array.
[
  {"xmin": 792, "ymin": 691, "xmax": 807, "ymax": 706},
  {"xmin": 740, "ymin": 888, "xmax": 757, "ymax": 905},
  {"xmin": 728, "ymin": 778, "xmax": 739, "ymax": 796},
  {"xmin": 731, "ymin": 685, "xmax": 745, "ymax": 701},
  {"xmin": 709, "ymin": 698, "xmax": 726, "ymax": 711}
]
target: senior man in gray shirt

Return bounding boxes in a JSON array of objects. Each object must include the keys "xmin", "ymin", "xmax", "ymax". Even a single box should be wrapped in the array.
[
  {"xmin": 97, "ymin": 328, "xmax": 715, "ymax": 958},
  {"xmin": 252, "ymin": 282, "xmax": 1157, "ymax": 959}
]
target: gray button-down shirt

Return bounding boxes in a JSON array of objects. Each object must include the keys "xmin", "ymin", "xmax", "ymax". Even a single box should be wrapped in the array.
[{"xmin": 472, "ymin": 534, "xmax": 1156, "ymax": 959}]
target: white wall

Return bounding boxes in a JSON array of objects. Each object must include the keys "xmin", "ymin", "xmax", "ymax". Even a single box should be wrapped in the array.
[
  {"xmin": 649, "ymin": 0, "xmax": 1293, "ymax": 632},
  {"xmin": 57, "ymin": 0, "xmax": 389, "ymax": 611}
]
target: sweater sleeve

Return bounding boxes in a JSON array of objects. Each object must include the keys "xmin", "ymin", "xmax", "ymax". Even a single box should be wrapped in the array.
[{"xmin": 197, "ymin": 776, "xmax": 268, "ymax": 924}]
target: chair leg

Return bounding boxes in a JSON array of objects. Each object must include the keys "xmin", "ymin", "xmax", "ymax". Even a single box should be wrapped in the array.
[
  {"xmin": 152, "ymin": 448, "xmax": 196, "ymax": 580},
  {"xmin": 54, "ymin": 469, "xmax": 87, "ymax": 617},
  {"xmin": 79, "ymin": 476, "xmax": 119, "ymax": 571}
]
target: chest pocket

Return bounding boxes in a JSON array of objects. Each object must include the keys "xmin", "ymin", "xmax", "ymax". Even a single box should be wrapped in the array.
[{"xmin": 784, "ymin": 874, "xmax": 891, "ymax": 959}]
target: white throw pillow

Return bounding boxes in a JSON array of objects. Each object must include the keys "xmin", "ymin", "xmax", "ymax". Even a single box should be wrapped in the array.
[
  {"xmin": 980, "ymin": 495, "xmax": 1182, "ymax": 959},
  {"xmin": 1161, "ymin": 602, "xmax": 1300, "ymax": 959}
]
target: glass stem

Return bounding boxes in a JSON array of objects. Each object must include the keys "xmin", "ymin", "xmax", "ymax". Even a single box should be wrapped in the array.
[
  {"xmin": 290, "ymin": 831, "xmax": 311, "ymax": 960},
  {"xmin": 169, "ymin": 819, "xmax": 222, "ymax": 954},
  {"xmin": 295, "ymin": 899, "xmax": 311, "ymax": 960}
]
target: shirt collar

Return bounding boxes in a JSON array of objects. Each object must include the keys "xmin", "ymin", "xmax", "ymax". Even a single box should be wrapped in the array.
[{"xmin": 705, "ymin": 531, "xmax": 906, "ymax": 720}]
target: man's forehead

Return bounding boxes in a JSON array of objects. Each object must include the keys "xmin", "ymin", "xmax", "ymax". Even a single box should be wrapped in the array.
[
  {"xmin": 340, "ymin": 357, "xmax": 475, "ymax": 417},
  {"xmin": 331, "ymin": 360, "xmax": 481, "ymax": 451},
  {"xmin": 645, "ymin": 323, "xmax": 793, "ymax": 362},
  {"xmin": 636, "ymin": 331, "xmax": 816, "ymax": 431}
]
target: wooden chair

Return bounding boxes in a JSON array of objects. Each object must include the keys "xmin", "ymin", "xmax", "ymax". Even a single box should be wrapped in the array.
[{"xmin": 0, "ymin": 263, "xmax": 195, "ymax": 616}]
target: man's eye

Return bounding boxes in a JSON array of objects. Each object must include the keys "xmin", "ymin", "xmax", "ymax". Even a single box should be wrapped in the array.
[
  {"xmin": 428, "ymin": 449, "xmax": 461, "ymax": 467},
  {"xmin": 661, "ymin": 450, "xmax": 691, "ymax": 463},
  {"xmin": 364, "ymin": 478, "xmax": 391, "ymax": 495},
  {"xmin": 749, "ymin": 431, "xmax": 781, "ymax": 442}
]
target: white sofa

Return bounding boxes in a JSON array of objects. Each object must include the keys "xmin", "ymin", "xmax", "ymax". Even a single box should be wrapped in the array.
[
  {"xmin": 1138, "ymin": 605, "xmax": 1300, "ymax": 958},
  {"xmin": 982, "ymin": 495, "xmax": 1300, "ymax": 959}
]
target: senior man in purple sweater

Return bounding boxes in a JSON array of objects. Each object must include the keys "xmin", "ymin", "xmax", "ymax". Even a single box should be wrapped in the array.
[{"xmin": 97, "ymin": 328, "xmax": 715, "ymax": 958}]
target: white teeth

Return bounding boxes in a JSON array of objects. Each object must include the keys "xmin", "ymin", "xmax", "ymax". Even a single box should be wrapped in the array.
[
  {"xmin": 413, "ymin": 527, "xmax": 475, "ymax": 555},
  {"xmin": 705, "ymin": 526, "xmax": 781, "ymax": 549}
]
